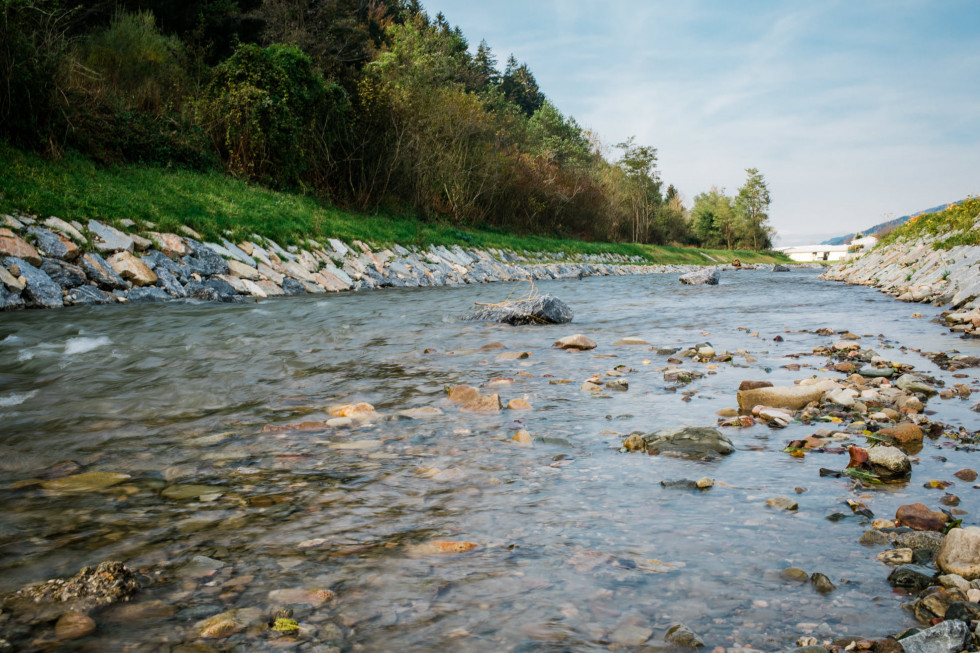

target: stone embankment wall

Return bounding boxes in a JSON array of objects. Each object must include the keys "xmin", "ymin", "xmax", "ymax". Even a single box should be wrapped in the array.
[
  {"xmin": 1, "ymin": 213, "xmax": 713, "ymax": 311},
  {"xmin": 822, "ymin": 225, "xmax": 980, "ymax": 335}
]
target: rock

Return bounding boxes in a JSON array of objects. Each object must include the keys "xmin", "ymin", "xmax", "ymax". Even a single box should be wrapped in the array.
[
  {"xmin": 41, "ymin": 472, "xmax": 131, "ymax": 492},
  {"xmin": 895, "ymin": 374, "xmax": 938, "ymax": 397},
  {"xmin": 886, "ymin": 564, "xmax": 938, "ymax": 592},
  {"xmin": 80, "ymin": 252, "xmax": 127, "ymax": 290},
  {"xmin": 894, "ymin": 531, "xmax": 944, "ymax": 553},
  {"xmin": 511, "ymin": 430, "xmax": 533, "ymax": 447},
  {"xmin": 953, "ymin": 469, "xmax": 977, "ymax": 482},
  {"xmin": 640, "ymin": 426, "xmax": 734, "ymax": 458},
  {"xmin": 43, "ymin": 217, "xmax": 85, "ymax": 243},
  {"xmin": 664, "ymin": 622, "xmax": 705, "ymax": 648},
  {"xmin": 461, "ymin": 394, "xmax": 502, "ymax": 412},
  {"xmin": 696, "ymin": 477, "xmax": 714, "ymax": 489},
  {"xmin": 605, "ymin": 378, "xmax": 629, "ymax": 391},
  {"xmin": 866, "ymin": 446, "xmax": 912, "ymax": 482},
  {"xmin": 810, "ymin": 572, "xmax": 836, "ymax": 593},
  {"xmin": 107, "ymin": 251, "xmax": 157, "ymax": 286},
  {"xmin": 55, "ymin": 612, "xmax": 96, "ymax": 640},
  {"xmin": 944, "ymin": 601, "xmax": 980, "ymax": 622},
  {"xmin": 267, "ymin": 588, "xmax": 335, "ymax": 607},
  {"xmin": 64, "ymin": 285, "xmax": 116, "ymax": 306},
  {"xmin": 462, "ymin": 294, "xmax": 573, "ymax": 325},
  {"xmin": 496, "ymin": 351, "xmax": 530, "ymax": 361},
  {"xmin": 937, "ymin": 527, "xmax": 980, "ymax": 580},
  {"xmin": 227, "ymin": 258, "xmax": 260, "ymax": 279},
  {"xmin": 877, "ymin": 423, "xmax": 923, "ymax": 446},
  {"xmin": 610, "ymin": 620, "xmax": 653, "ymax": 646},
  {"xmin": 507, "ymin": 398, "xmax": 532, "ymax": 410},
  {"xmin": 896, "ymin": 503, "xmax": 948, "ymax": 531},
  {"xmin": 126, "ymin": 287, "xmax": 171, "ymax": 303},
  {"xmin": 448, "ymin": 385, "xmax": 480, "ymax": 405},
  {"xmin": 679, "ymin": 268, "xmax": 720, "ymax": 285},
  {"xmin": 3, "ymin": 256, "xmax": 62, "ymax": 308},
  {"xmin": 896, "ymin": 619, "xmax": 970, "ymax": 653},
  {"xmin": 613, "ymin": 337, "xmax": 649, "ymax": 345},
  {"xmin": 622, "ymin": 434, "xmax": 647, "ymax": 452},
  {"xmin": 2, "ymin": 561, "xmax": 140, "ymax": 614},
  {"xmin": 938, "ymin": 574, "xmax": 972, "ymax": 592},
  {"xmin": 148, "ymin": 232, "xmax": 188, "ymax": 258},
  {"xmin": 859, "ymin": 530, "xmax": 891, "ymax": 546},
  {"xmin": 0, "ymin": 284, "xmax": 25, "ymax": 310},
  {"xmin": 398, "ymin": 406, "xmax": 444, "ymax": 419},
  {"xmin": 194, "ymin": 609, "xmax": 263, "ymax": 639},
  {"xmin": 87, "ymin": 220, "xmax": 134, "ymax": 253},
  {"xmin": 182, "ymin": 239, "xmax": 230, "ymax": 277},
  {"xmin": 553, "ymin": 334, "xmax": 597, "ymax": 350},
  {"xmin": 180, "ymin": 555, "xmax": 227, "ymax": 579},
  {"xmin": 0, "ymin": 229, "xmax": 41, "ymax": 265},
  {"xmin": 781, "ymin": 568, "xmax": 810, "ymax": 582},
  {"xmin": 737, "ymin": 380, "xmax": 838, "ymax": 412},
  {"xmin": 877, "ymin": 548, "xmax": 914, "ymax": 565},
  {"xmin": 41, "ymin": 258, "xmax": 86, "ymax": 288},
  {"xmin": 0, "ymin": 263, "xmax": 25, "ymax": 291},
  {"xmin": 738, "ymin": 380, "xmax": 773, "ymax": 391},
  {"xmin": 766, "ymin": 496, "xmax": 798, "ymax": 511},
  {"xmin": 327, "ymin": 402, "xmax": 375, "ymax": 418},
  {"xmin": 773, "ymin": 264, "xmax": 791, "ymax": 272},
  {"xmin": 28, "ymin": 227, "xmax": 79, "ymax": 261}
]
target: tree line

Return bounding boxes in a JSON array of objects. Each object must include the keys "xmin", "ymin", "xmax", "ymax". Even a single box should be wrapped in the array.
[{"xmin": 0, "ymin": 0, "xmax": 774, "ymax": 250}]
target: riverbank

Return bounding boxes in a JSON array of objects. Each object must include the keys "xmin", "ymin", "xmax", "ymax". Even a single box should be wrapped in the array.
[
  {"xmin": 0, "ymin": 211, "xmax": 793, "ymax": 311},
  {"xmin": 822, "ymin": 203, "xmax": 980, "ymax": 337}
]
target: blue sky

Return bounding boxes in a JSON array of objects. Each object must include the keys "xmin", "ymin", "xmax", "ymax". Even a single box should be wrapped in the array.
[{"xmin": 428, "ymin": 1, "xmax": 980, "ymax": 245}]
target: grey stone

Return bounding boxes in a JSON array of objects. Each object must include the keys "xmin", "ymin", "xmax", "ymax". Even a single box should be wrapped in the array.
[
  {"xmin": 867, "ymin": 445, "xmax": 912, "ymax": 482},
  {"xmin": 895, "ymin": 374, "xmax": 938, "ymax": 397},
  {"xmin": 462, "ymin": 294, "xmax": 574, "ymax": 325},
  {"xmin": 28, "ymin": 227, "xmax": 77, "ymax": 260},
  {"xmin": 43, "ymin": 217, "xmax": 85, "ymax": 243},
  {"xmin": 125, "ymin": 287, "xmax": 171, "ymax": 303},
  {"xmin": 154, "ymin": 267, "xmax": 186, "ymax": 298},
  {"xmin": 64, "ymin": 286, "xmax": 116, "ymax": 306},
  {"xmin": 141, "ymin": 250, "xmax": 188, "ymax": 278},
  {"xmin": 773, "ymin": 264, "xmax": 791, "ymax": 272},
  {"xmin": 87, "ymin": 220, "xmax": 134, "ymax": 253},
  {"xmin": 887, "ymin": 564, "xmax": 938, "ymax": 593},
  {"xmin": 80, "ymin": 252, "xmax": 127, "ymax": 290},
  {"xmin": 664, "ymin": 622, "xmax": 704, "ymax": 648},
  {"xmin": 40, "ymin": 258, "xmax": 86, "ymax": 288},
  {"xmin": 641, "ymin": 426, "xmax": 734, "ymax": 458},
  {"xmin": 0, "ymin": 285, "xmax": 25, "ymax": 310},
  {"xmin": 182, "ymin": 239, "xmax": 229, "ymax": 277},
  {"xmin": 679, "ymin": 268, "xmax": 720, "ymax": 285},
  {"xmin": 281, "ymin": 277, "xmax": 307, "ymax": 295},
  {"xmin": 894, "ymin": 531, "xmax": 944, "ymax": 553},
  {"xmin": 3, "ymin": 257, "xmax": 62, "ymax": 308},
  {"xmin": 898, "ymin": 619, "xmax": 970, "ymax": 653}
]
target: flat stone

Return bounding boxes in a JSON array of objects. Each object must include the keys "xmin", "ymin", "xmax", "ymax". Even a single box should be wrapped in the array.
[
  {"xmin": 461, "ymin": 394, "xmax": 502, "ymax": 412},
  {"xmin": 0, "ymin": 264, "xmax": 25, "ymax": 291},
  {"xmin": 0, "ymin": 232, "xmax": 41, "ymax": 266},
  {"xmin": 42, "ymin": 472, "xmax": 131, "ymax": 492},
  {"xmin": 463, "ymin": 294, "xmax": 573, "ymax": 325},
  {"xmin": 641, "ymin": 426, "xmax": 734, "ymax": 458},
  {"xmin": 227, "ymin": 259, "xmax": 261, "ymax": 280},
  {"xmin": 897, "ymin": 619, "xmax": 970, "ymax": 653},
  {"xmin": 896, "ymin": 502, "xmax": 947, "ymax": 531},
  {"xmin": 55, "ymin": 612, "xmax": 96, "ymax": 640},
  {"xmin": 43, "ymin": 217, "xmax": 85, "ymax": 243},
  {"xmin": 108, "ymin": 251, "xmax": 157, "ymax": 286},
  {"xmin": 766, "ymin": 496, "xmax": 799, "ymax": 511},
  {"xmin": 64, "ymin": 286, "xmax": 116, "ymax": 306},
  {"xmin": 41, "ymin": 258, "xmax": 86, "ymax": 288},
  {"xmin": 88, "ymin": 220, "xmax": 134, "ymax": 253},
  {"xmin": 867, "ymin": 446, "xmax": 911, "ymax": 482},
  {"xmin": 148, "ymin": 232, "xmax": 187, "ymax": 258},
  {"xmin": 554, "ymin": 334, "xmax": 597, "ymax": 350},
  {"xmin": 877, "ymin": 423, "xmax": 923, "ymax": 445},
  {"xmin": 887, "ymin": 564, "xmax": 938, "ymax": 592},
  {"xmin": 737, "ymin": 380, "xmax": 838, "ymax": 412},
  {"xmin": 678, "ymin": 268, "xmax": 720, "ymax": 285}
]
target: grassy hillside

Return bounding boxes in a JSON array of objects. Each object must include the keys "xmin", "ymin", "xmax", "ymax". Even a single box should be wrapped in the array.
[
  {"xmin": 0, "ymin": 144, "xmax": 788, "ymax": 265},
  {"xmin": 878, "ymin": 196, "xmax": 980, "ymax": 250}
]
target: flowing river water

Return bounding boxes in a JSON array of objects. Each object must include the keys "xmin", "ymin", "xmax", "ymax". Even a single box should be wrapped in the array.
[{"xmin": 1, "ymin": 269, "xmax": 979, "ymax": 652}]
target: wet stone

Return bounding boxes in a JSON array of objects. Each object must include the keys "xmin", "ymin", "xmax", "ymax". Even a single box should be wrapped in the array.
[{"xmin": 886, "ymin": 564, "xmax": 938, "ymax": 592}]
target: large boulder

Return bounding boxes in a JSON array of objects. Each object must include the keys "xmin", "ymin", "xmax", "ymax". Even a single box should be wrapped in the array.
[
  {"xmin": 28, "ymin": 226, "xmax": 79, "ymax": 261},
  {"xmin": 463, "ymin": 294, "xmax": 573, "ymax": 325},
  {"xmin": 87, "ymin": 220, "xmax": 134, "ymax": 254},
  {"xmin": 80, "ymin": 252, "xmax": 127, "ymax": 290},
  {"xmin": 107, "ymin": 251, "xmax": 157, "ymax": 287},
  {"xmin": 937, "ymin": 526, "xmax": 980, "ymax": 580},
  {"xmin": 897, "ymin": 619, "xmax": 971, "ymax": 653},
  {"xmin": 0, "ymin": 229, "xmax": 41, "ymax": 266},
  {"xmin": 182, "ymin": 239, "xmax": 230, "ymax": 277},
  {"xmin": 3, "ymin": 257, "xmax": 62, "ymax": 308},
  {"xmin": 639, "ymin": 426, "xmax": 734, "ymax": 458},
  {"xmin": 679, "ymin": 268, "xmax": 720, "ymax": 285}
]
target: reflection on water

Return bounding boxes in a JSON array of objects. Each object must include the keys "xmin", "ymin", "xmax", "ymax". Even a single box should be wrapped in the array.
[{"xmin": 1, "ymin": 270, "xmax": 978, "ymax": 651}]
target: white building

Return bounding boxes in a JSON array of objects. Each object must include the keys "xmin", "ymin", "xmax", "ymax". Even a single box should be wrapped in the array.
[{"xmin": 777, "ymin": 245, "xmax": 851, "ymax": 262}]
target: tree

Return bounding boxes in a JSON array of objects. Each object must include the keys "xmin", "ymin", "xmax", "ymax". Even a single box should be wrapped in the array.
[
  {"xmin": 614, "ymin": 136, "xmax": 661, "ymax": 243},
  {"xmin": 691, "ymin": 187, "xmax": 735, "ymax": 248},
  {"xmin": 473, "ymin": 38, "xmax": 498, "ymax": 88},
  {"xmin": 500, "ymin": 54, "xmax": 543, "ymax": 116},
  {"xmin": 734, "ymin": 167, "xmax": 773, "ymax": 250}
]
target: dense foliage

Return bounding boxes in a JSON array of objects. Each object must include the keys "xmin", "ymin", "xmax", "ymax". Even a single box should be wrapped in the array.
[
  {"xmin": 879, "ymin": 196, "xmax": 980, "ymax": 250},
  {"xmin": 0, "ymin": 0, "xmax": 775, "ymax": 250}
]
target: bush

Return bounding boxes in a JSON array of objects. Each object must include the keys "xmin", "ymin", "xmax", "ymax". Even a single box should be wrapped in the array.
[
  {"xmin": 74, "ymin": 10, "xmax": 185, "ymax": 112},
  {"xmin": 196, "ymin": 43, "xmax": 350, "ymax": 187},
  {"xmin": 0, "ymin": 0, "xmax": 73, "ymax": 150}
]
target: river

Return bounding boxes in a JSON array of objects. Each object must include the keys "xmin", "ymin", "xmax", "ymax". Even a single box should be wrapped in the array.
[{"xmin": 1, "ymin": 269, "xmax": 978, "ymax": 651}]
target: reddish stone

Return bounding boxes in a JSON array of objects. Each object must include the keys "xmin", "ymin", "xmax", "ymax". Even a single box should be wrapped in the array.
[
  {"xmin": 738, "ymin": 380, "xmax": 773, "ymax": 391},
  {"xmin": 954, "ymin": 468, "xmax": 978, "ymax": 482},
  {"xmin": 895, "ymin": 502, "xmax": 948, "ymax": 531},
  {"xmin": 878, "ymin": 423, "xmax": 924, "ymax": 445}
]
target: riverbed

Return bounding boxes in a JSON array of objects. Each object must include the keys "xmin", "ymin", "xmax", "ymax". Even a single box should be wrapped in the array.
[{"xmin": 1, "ymin": 269, "xmax": 978, "ymax": 651}]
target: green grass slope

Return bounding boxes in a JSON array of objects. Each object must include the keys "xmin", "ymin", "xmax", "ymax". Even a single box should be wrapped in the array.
[{"xmin": 0, "ymin": 144, "xmax": 788, "ymax": 265}]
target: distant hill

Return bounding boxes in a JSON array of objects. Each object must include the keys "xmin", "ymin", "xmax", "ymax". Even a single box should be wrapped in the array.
[{"xmin": 822, "ymin": 200, "xmax": 967, "ymax": 245}]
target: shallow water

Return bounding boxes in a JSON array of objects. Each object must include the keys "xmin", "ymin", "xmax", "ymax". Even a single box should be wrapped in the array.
[{"xmin": 1, "ymin": 269, "xmax": 979, "ymax": 651}]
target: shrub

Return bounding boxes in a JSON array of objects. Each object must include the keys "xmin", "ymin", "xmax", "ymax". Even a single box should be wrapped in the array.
[{"xmin": 196, "ymin": 43, "xmax": 350, "ymax": 187}]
